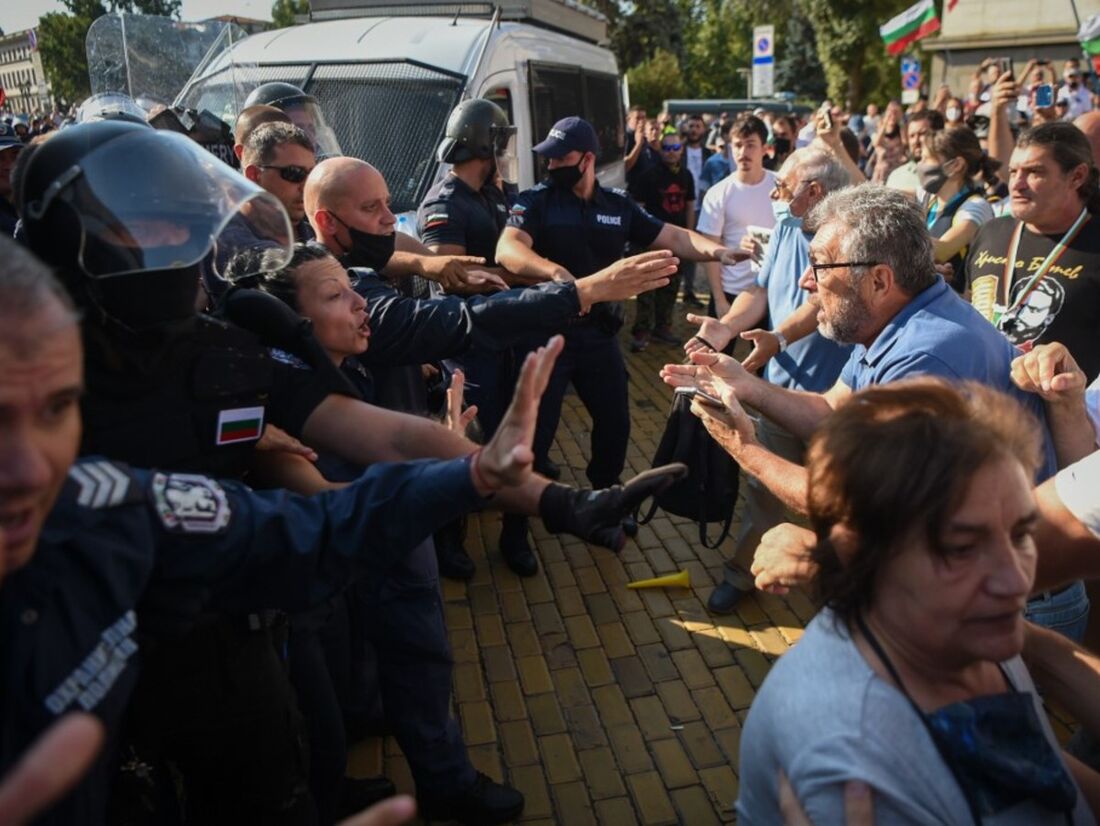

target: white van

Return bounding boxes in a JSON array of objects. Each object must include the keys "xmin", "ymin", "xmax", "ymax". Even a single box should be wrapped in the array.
[{"xmin": 176, "ymin": 0, "xmax": 626, "ymax": 220}]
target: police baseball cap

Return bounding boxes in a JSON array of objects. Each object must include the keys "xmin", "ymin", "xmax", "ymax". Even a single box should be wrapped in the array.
[
  {"xmin": 533, "ymin": 116, "xmax": 599, "ymax": 158},
  {"xmin": 0, "ymin": 122, "xmax": 22, "ymax": 150}
]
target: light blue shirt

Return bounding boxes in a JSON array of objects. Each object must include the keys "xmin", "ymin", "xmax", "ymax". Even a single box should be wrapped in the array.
[
  {"xmin": 699, "ymin": 152, "xmax": 730, "ymax": 196},
  {"xmin": 839, "ymin": 277, "xmax": 1057, "ymax": 479},
  {"xmin": 756, "ymin": 217, "xmax": 850, "ymax": 392}
]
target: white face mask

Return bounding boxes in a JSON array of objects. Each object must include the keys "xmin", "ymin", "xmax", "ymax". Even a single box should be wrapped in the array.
[{"xmin": 946, "ymin": 106, "xmax": 961, "ymax": 122}]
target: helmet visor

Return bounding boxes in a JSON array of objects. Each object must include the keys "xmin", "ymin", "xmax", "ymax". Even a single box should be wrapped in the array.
[
  {"xmin": 493, "ymin": 126, "xmax": 518, "ymax": 184},
  {"xmin": 280, "ymin": 99, "xmax": 343, "ymax": 159},
  {"xmin": 43, "ymin": 130, "xmax": 293, "ymax": 279}
]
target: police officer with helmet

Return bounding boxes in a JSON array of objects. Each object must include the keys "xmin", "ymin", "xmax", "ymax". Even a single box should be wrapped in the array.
[
  {"xmin": 496, "ymin": 117, "xmax": 748, "ymax": 542},
  {"xmin": 0, "ymin": 233, "xmax": 560, "ymax": 825},
  {"xmin": 244, "ymin": 81, "xmax": 343, "ymax": 159},
  {"xmin": 16, "ymin": 119, "xmax": 684, "ymax": 824},
  {"xmin": 418, "ymin": 97, "xmax": 526, "ymax": 578}
]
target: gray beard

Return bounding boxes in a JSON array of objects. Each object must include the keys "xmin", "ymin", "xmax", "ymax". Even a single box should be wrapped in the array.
[{"xmin": 819, "ymin": 294, "xmax": 871, "ymax": 344}]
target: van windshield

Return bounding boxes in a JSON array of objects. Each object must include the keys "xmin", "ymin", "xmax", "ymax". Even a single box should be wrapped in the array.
[{"xmin": 178, "ymin": 61, "xmax": 465, "ymax": 214}]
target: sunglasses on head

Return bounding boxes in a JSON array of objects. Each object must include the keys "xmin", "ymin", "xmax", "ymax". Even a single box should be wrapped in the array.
[
  {"xmin": 259, "ymin": 164, "xmax": 313, "ymax": 183},
  {"xmin": 661, "ymin": 142, "xmax": 682, "ymax": 151}
]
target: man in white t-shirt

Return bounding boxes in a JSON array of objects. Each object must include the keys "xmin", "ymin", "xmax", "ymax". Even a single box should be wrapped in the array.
[
  {"xmin": 696, "ymin": 113, "xmax": 777, "ymax": 318},
  {"xmin": 1058, "ymin": 60, "xmax": 1094, "ymax": 120}
]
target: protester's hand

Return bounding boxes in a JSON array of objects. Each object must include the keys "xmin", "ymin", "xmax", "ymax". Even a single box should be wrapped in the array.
[
  {"xmin": 477, "ymin": 336, "xmax": 563, "ymax": 491},
  {"xmin": 256, "ymin": 424, "xmax": 318, "ymax": 463},
  {"xmin": 740, "ymin": 328, "xmax": 782, "ymax": 373},
  {"xmin": 814, "ymin": 110, "xmax": 842, "ymax": 148},
  {"xmin": 539, "ymin": 463, "xmax": 689, "ymax": 551},
  {"xmin": 778, "ymin": 771, "xmax": 873, "ymax": 826},
  {"xmin": 990, "ymin": 71, "xmax": 1019, "ymax": 110},
  {"xmin": 634, "ymin": 119, "xmax": 646, "ymax": 145},
  {"xmin": 740, "ymin": 234, "xmax": 765, "ymax": 263},
  {"xmin": 446, "ymin": 369, "xmax": 478, "ymax": 435},
  {"xmin": 683, "ymin": 313, "xmax": 732, "ymax": 355},
  {"xmin": 751, "ymin": 523, "xmax": 817, "ymax": 594},
  {"xmin": 1010, "ymin": 342, "xmax": 1087, "ymax": 404},
  {"xmin": 582, "ymin": 249, "xmax": 678, "ymax": 309},
  {"xmin": 0, "ymin": 713, "xmax": 105, "ymax": 825},
  {"xmin": 717, "ymin": 247, "xmax": 751, "ymax": 266},
  {"xmin": 932, "ymin": 83, "xmax": 952, "ymax": 111},
  {"xmin": 337, "ymin": 795, "xmax": 417, "ymax": 826},
  {"xmin": 417, "ymin": 254, "xmax": 489, "ymax": 291},
  {"xmin": 661, "ymin": 349, "xmax": 749, "ymax": 394},
  {"xmin": 454, "ymin": 269, "xmax": 509, "ymax": 293},
  {"xmin": 933, "ymin": 261, "xmax": 955, "ymax": 284},
  {"xmin": 690, "ymin": 384, "xmax": 758, "ymax": 459}
]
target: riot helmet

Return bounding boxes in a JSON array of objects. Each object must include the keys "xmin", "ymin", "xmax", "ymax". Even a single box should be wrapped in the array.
[
  {"xmin": 76, "ymin": 92, "xmax": 148, "ymax": 125},
  {"xmin": 243, "ymin": 81, "xmax": 342, "ymax": 159},
  {"xmin": 18, "ymin": 121, "xmax": 292, "ymax": 330},
  {"xmin": 437, "ymin": 98, "xmax": 517, "ymax": 182}
]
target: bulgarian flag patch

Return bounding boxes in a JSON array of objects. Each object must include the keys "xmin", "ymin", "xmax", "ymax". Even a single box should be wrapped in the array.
[
  {"xmin": 880, "ymin": 0, "xmax": 941, "ymax": 56},
  {"xmin": 216, "ymin": 406, "xmax": 265, "ymax": 445},
  {"xmin": 424, "ymin": 212, "xmax": 449, "ymax": 228}
]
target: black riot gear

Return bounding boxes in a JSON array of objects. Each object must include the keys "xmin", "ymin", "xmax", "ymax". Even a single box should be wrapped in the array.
[
  {"xmin": 243, "ymin": 81, "xmax": 342, "ymax": 158},
  {"xmin": 437, "ymin": 98, "xmax": 517, "ymax": 169},
  {"xmin": 17, "ymin": 121, "xmax": 292, "ymax": 330}
]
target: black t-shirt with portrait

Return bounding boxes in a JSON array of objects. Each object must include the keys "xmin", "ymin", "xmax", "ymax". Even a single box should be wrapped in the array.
[
  {"xmin": 966, "ymin": 214, "xmax": 1100, "ymax": 381},
  {"xmin": 628, "ymin": 163, "xmax": 696, "ymax": 228}
]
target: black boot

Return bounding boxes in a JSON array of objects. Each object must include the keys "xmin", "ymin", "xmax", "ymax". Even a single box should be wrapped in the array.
[
  {"xmin": 499, "ymin": 514, "xmax": 537, "ymax": 577},
  {"xmin": 419, "ymin": 772, "xmax": 524, "ymax": 825},
  {"xmin": 336, "ymin": 776, "xmax": 397, "ymax": 819},
  {"xmin": 434, "ymin": 518, "xmax": 475, "ymax": 581}
]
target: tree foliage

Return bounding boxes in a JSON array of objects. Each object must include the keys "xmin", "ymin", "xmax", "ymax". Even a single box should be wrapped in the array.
[
  {"xmin": 626, "ymin": 48, "xmax": 687, "ymax": 112},
  {"xmin": 271, "ymin": 0, "xmax": 310, "ymax": 29},
  {"xmin": 37, "ymin": 0, "xmax": 182, "ymax": 106},
  {"xmin": 584, "ymin": 0, "xmax": 917, "ymax": 109}
]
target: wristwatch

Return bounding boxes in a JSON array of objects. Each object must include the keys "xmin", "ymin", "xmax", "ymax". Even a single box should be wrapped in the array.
[{"xmin": 774, "ymin": 331, "xmax": 789, "ymax": 352}]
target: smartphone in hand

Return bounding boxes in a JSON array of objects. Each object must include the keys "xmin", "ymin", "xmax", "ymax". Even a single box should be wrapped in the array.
[
  {"xmin": 1035, "ymin": 83, "xmax": 1054, "ymax": 108},
  {"xmin": 675, "ymin": 385, "xmax": 726, "ymax": 410}
]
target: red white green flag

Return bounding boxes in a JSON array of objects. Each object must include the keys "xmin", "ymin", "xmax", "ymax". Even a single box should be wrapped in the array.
[{"xmin": 880, "ymin": 0, "xmax": 941, "ymax": 56}]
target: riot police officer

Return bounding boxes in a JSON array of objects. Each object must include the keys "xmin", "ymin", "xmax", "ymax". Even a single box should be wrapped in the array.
[
  {"xmin": 244, "ymin": 81, "xmax": 343, "ymax": 159},
  {"xmin": 496, "ymin": 117, "xmax": 746, "ymax": 565},
  {"xmin": 418, "ymin": 98, "xmax": 521, "ymax": 577},
  {"xmin": 15, "ymin": 121, "xmax": 684, "ymax": 825},
  {"xmin": 0, "ymin": 234, "xmax": 554, "ymax": 824}
]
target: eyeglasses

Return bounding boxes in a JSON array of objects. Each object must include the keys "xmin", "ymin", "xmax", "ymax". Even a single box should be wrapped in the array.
[
  {"xmin": 772, "ymin": 178, "xmax": 817, "ymax": 197},
  {"xmin": 259, "ymin": 164, "xmax": 314, "ymax": 183},
  {"xmin": 808, "ymin": 260, "xmax": 878, "ymax": 283},
  {"xmin": 661, "ymin": 143, "xmax": 682, "ymax": 151}
]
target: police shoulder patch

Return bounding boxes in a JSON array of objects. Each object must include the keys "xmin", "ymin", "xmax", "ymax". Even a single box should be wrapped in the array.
[
  {"xmin": 152, "ymin": 472, "xmax": 232, "ymax": 534},
  {"xmin": 68, "ymin": 460, "xmax": 136, "ymax": 509}
]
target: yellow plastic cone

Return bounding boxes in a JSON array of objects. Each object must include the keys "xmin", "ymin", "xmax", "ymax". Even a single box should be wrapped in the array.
[{"xmin": 626, "ymin": 570, "xmax": 691, "ymax": 590}]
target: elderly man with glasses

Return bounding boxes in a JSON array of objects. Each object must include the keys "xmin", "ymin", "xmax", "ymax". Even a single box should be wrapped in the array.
[
  {"xmin": 682, "ymin": 147, "xmax": 852, "ymax": 613},
  {"xmin": 662, "ymin": 183, "xmax": 1058, "ymax": 570}
]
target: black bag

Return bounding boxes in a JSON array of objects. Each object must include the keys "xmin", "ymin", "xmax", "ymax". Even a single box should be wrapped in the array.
[{"xmin": 637, "ymin": 389, "xmax": 739, "ymax": 548}]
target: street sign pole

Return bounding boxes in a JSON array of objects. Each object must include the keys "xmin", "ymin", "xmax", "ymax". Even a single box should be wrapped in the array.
[{"xmin": 752, "ymin": 24, "xmax": 775, "ymax": 99}]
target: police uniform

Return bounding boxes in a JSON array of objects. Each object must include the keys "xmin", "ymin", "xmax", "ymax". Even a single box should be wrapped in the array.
[
  {"xmin": 418, "ymin": 174, "xmax": 512, "ymax": 264},
  {"xmin": 507, "ymin": 181, "xmax": 664, "ymax": 487},
  {"xmin": 0, "ymin": 455, "xmax": 486, "ymax": 825},
  {"xmin": 78, "ymin": 315, "xmax": 354, "ymax": 824}
]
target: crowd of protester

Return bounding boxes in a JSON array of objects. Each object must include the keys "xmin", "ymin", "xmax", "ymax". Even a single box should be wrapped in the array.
[{"xmin": 1, "ymin": 48, "xmax": 1100, "ymax": 826}]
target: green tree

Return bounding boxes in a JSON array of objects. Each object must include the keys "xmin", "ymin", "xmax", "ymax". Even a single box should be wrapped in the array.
[
  {"xmin": 271, "ymin": 0, "xmax": 309, "ymax": 29},
  {"xmin": 801, "ymin": 0, "xmax": 913, "ymax": 107},
  {"xmin": 775, "ymin": 2, "xmax": 827, "ymax": 101},
  {"xmin": 626, "ymin": 48, "xmax": 687, "ymax": 113}
]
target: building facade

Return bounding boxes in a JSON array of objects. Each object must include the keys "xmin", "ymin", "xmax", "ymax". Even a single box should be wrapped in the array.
[{"xmin": 0, "ymin": 29, "xmax": 51, "ymax": 113}]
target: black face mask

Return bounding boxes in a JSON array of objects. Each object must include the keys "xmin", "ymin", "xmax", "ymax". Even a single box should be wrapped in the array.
[
  {"xmin": 331, "ymin": 213, "xmax": 396, "ymax": 272},
  {"xmin": 547, "ymin": 160, "xmax": 585, "ymax": 191},
  {"xmin": 773, "ymin": 137, "xmax": 792, "ymax": 156}
]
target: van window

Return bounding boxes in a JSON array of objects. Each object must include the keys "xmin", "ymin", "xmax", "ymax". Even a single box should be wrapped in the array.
[
  {"xmin": 484, "ymin": 86, "xmax": 514, "ymax": 124},
  {"xmin": 528, "ymin": 62, "xmax": 623, "ymax": 170},
  {"xmin": 179, "ymin": 60, "xmax": 464, "ymax": 214}
]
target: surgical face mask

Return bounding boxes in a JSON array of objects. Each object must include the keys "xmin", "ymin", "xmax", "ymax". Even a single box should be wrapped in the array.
[
  {"xmin": 917, "ymin": 160, "xmax": 951, "ymax": 195},
  {"xmin": 772, "ymin": 137, "xmax": 792, "ymax": 156},
  {"xmin": 946, "ymin": 106, "xmax": 961, "ymax": 122},
  {"xmin": 547, "ymin": 159, "xmax": 584, "ymax": 191},
  {"xmin": 771, "ymin": 199, "xmax": 792, "ymax": 223},
  {"xmin": 332, "ymin": 213, "xmax": 396, "ymax": 272}
]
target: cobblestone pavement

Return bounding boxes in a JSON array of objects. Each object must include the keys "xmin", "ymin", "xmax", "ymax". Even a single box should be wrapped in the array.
[{"xmin": 348, "ymin": 297, "xmax": 1074, "ymax": 824}]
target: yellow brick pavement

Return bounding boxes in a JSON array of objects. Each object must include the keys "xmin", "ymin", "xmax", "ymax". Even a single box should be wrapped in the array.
[
  {"xmin": 346, "ymin": 300, "xmax": 812, "ymax": 824},
  {"xmin": 346, "ymin": 297, "xmax": 1079, "ymax": 823}
]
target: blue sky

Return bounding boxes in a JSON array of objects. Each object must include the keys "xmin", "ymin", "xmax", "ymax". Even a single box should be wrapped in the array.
[{"xmin": 3, "ymin": 0, "xmax": 273, "ymax": 34}]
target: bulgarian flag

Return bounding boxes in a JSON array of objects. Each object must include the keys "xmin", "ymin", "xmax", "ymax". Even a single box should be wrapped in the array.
[{"xmin": 880, "ymin": 0, "xmax": 941, "ymax": 56}]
